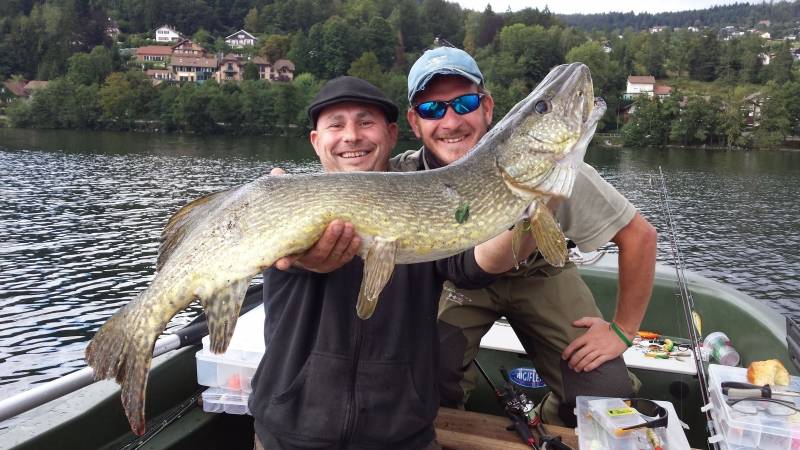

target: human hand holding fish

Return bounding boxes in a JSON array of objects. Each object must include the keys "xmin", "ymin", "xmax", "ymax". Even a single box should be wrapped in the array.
[{"xmin": 85, "ymin": 62, "xmax": 606, "ymax": 435}]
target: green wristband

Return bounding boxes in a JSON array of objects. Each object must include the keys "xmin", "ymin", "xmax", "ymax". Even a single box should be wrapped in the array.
[{"xmin": 611, "ymin": 322, "xmax": 633, "ymax": 347}]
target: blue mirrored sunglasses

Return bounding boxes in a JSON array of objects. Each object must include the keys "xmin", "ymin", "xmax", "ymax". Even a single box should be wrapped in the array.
[{"xmin": 414, "ymin": 93, "xmax": 485, "ymax": 120}]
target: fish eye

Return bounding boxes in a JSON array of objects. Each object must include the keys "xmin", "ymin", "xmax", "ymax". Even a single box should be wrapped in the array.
[{"xmin": 534, "ymin": 100, "xmax": 550, "ymax": 114}]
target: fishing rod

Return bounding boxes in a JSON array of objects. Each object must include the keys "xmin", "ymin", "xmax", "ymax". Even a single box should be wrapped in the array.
[{"xmin": 656, "ymin": 167, "xmax": 718, "ymax": 449}]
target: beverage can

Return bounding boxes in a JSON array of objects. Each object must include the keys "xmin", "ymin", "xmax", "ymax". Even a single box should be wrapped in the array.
[{"xmin": 703, "ymin": 331, "xmax": 740, "ymax": 366}]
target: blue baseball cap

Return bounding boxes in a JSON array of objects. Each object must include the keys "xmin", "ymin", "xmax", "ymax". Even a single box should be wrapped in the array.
[{"xmin": 407, "ymin": 47, "xmax": 484, "ymax": 103}]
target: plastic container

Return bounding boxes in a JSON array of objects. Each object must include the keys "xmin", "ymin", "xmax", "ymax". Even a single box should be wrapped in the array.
[
  {"xmin": 201, "ymin": 387, "xmax": 251, "ymax": 415},
  {"xmin": 195, "ymin": 348, "xmax": 260, "ymax": 392},
  {"xmin": 704, "ymin": 331, "xmax": 741, "ymax": 366},
  {"xmin": 708, "ymin": 364, "xmax": 800, "ymax": 450},
  {"xmin": 576, "ymin": 396, "xmax": 691, "ymax": 450},
  {"xmin": 195, "ymin": 305, "xmax": 266, "ymax": 393}
]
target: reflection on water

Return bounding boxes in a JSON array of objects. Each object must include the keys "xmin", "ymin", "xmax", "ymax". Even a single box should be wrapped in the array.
[{"xmin": 0, "ymin": 128, "xmax": 798, "ymax": 407}]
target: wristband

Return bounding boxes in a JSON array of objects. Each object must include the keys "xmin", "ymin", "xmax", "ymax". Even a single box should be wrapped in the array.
[{"xmin": 611, "ymin": 322, "xmax": 633, "ymax": 347}]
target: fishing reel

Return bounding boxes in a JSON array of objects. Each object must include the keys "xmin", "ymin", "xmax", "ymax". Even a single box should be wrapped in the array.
[{"xmin": 498, "ymin": 367, "xmax": 538, "ymax": 425}]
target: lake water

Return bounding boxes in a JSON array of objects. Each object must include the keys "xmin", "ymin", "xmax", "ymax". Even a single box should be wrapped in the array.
[{"xmin": 1, "ymin": 128, "xmax": 798, "ymax": 406}]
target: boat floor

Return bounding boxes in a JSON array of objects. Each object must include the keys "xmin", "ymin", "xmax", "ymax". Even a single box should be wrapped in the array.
[{"xmin": 435, "ymin": 407, "xmax": 577, "ymax": 449}]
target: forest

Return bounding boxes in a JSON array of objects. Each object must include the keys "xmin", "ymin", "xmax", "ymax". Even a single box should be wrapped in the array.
[{"xmin": 1, "ymin": 0, "xmax": 799, "ymax": 148}]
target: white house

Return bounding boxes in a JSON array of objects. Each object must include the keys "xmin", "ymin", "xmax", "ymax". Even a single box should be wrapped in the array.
[
  {"xmin": 225, "ymin": 30, "xmax": 258, "ymax": 48},
  {"xmin": 624, "ymin": 75, "xmax": 656, "ymax": 99},
  {"xmin": 155, "ymin": 25, "xmax": 182, "ymax": 42}
]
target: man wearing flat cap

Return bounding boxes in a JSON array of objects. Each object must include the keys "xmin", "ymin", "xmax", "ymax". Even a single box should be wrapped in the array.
[{"xmin": 248, "ymin": 76, "xmax": 538, "ymax": 450}]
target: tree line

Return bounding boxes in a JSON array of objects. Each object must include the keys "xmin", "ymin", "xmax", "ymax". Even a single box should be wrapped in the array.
[{"xmin": 1, "ymin": 0, "xmax": 799, "ymax": 148}]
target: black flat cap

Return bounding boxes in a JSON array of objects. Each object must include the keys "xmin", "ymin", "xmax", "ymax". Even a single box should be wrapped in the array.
[{"xmin": 307, "ymin": 76, "xmax": 399, "ymax": 128}]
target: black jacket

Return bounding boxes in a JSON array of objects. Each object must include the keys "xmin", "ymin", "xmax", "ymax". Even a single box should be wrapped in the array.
[{"xmin": 249, "ymin": 249, "xmax": 496, "ymax": 449}]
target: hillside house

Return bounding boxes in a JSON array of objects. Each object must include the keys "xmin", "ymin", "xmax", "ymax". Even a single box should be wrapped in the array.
[
  {"xmin": 136, "ymin": 46, "xmax": 173, "ymax": 63},
  {"xmin": 744, "ymin": 92, "xmax": 763, "ymax": 126},
  {"xmin": 654, "ymin": 85, "xmax": 672, "ymax": 99},
  {"xmin": 155, "ymin": 25, "xmax": 182, "ymax": 42},
  {"xmin": 215, "ymin": 55, "xmax": 245, "ymax": 82},
  {"xmin": 624, "ymin": 75, "xmax": 672, "ymax": 101},
  {"xmin": 2, "ymin": 80, "xmax": 28, "ymax": 100},
  {"xmin": 225, "ymin": 30, "xmax": 258, "ymax": 48},
  {"xmin": 624, "ymin": 75, "xmax": 655, "ymax": 99},
  {"xmin": 146, "ymin": 69, "xmax": 174, "ymax": 83},
  {"xmin": 272, "ymin": 59, "xmax": 295, "ymax": 82},
  {"xmin": 172, "ymin": 40, "xmax": 207, "ymax": 57},
  {"xmin": 170, "ymin": 56, "xmax": 218, "ymax": 82},
  {"xmin": 215, "ymin": 55, "xmax": 279, "ymax": 82},
  {"xmin": 1, "ymin": 80, "xmax": 49, "ymax": 103}
]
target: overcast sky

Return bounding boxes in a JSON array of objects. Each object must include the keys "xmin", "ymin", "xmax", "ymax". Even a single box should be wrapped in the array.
[{"xmin": 452, "ymin": 0, "xmax": 751, "ymax": 15}]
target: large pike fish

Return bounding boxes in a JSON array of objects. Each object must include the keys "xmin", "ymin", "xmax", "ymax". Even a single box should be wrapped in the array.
[{"xmin": 85, "ymin": 62, "xmax": 606, "ymax": 435}]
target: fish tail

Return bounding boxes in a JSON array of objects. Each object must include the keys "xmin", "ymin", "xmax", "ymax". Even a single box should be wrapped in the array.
[{"xmin": 85, "ymin": 302, "xmax": 161, "ymax": 436}]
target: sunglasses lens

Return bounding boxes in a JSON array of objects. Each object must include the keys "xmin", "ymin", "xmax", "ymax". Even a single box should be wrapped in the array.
[
  {"xmin": 452, "ymin": 94, "xmax": 482, "ymax": 114},
  {"xmin": 415, "ymin": 101, "xmax": 446, "ymax": 119},
  {"xmin": 415, "ymin": 94, "xmax": 483, "ymax": 120}
]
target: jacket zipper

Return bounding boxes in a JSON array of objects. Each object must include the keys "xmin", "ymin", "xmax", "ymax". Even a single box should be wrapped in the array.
[{"xmin": 342, "ymin": 317, "xmax": 364, "ymax": 444}]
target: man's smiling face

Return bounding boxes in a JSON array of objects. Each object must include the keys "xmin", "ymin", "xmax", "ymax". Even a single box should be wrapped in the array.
[
  {"xmin": 407, "ymin": 75, "xmax": 494, "ymax": 165},
  {"xmin": 311, "ymin": 102, "xmax": 398, "ymax": 173}
]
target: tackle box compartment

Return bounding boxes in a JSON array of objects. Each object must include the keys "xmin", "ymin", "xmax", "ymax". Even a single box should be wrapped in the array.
[
  {"xmin": 707, "ymin": 364, "xmax": 800, "ymax": 449},
  {"xmin": 201, "ymin": 387, "xmax": 251, "ymax": 415}
]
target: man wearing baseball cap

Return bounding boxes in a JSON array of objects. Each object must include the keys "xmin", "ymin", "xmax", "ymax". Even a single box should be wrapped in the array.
[
  {"xmin": 249, "ymin": 76, "xmax": 539, "ymax": 450},
  {"xmin": 391, "ymin": 46, "xmax": 656, "ymax": 427}
]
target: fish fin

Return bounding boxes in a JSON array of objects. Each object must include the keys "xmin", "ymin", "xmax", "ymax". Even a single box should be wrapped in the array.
[
  {"xmin": 85, "ymin": 301, "xmax": 164, "ymax": 436},
  {"xmin": 356, "ymin": 237, "xmax": 397, "ymax": 320},
  {"xmin": 511, "ymin": 218, "xmax": 531, "ymax": 270},
  {"xmin": 157, "ymin": 188, "xmax": 235, "ymax": 271},
  {"xmin": 530, "ymin": 203, "xmax": 567, "ymax": 267},
  {"xmin": 201, "ymin": 278, "xmax": 251, "ymax": 354}
]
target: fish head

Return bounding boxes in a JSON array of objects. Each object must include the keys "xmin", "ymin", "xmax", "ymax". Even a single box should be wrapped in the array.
[{"xmin": 490, "ymin": 63, "xmax": 607, "ymax": 198}]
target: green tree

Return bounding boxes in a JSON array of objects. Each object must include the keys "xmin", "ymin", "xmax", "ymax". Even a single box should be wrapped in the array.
[
  {"xmin": 634, "ymin": 33, "xmax": 666, "ymax": 78},
  {"xmin": 208, "ymin": 82, "xmax": 243, "ymax": 132},
  {"xmin": 66, "ymin": 46, "xmax": 113, "ymax": 86},
  {"xmin": 477, "ymin": 4, "xmax": 503, "ymax": 48},
  {"xmin": 670, "ymin": 95, "xmax": 720, "ymax": 146},
  {"xmin": 738, "ymin": 35, "xmax": 763, "ymax": 83},
  {"xmin": 260, "ymin": 34, "xmax": 291, "ymax": 62},
  {"xmin": 363, "ymin": 16, "xmax": 396, "ymax": 70},
  {"xmin": 620, "ymin": 96, "xmax": 669, "ymax": 147},
  {"xmin": 688, "ymin": 32, "xmax": 719, "ymax": 81},
  {"xmin": 768, "ymin": 42, "xmax": 794, "ymax": 84},
  {"xmin": 348, "ymin": 52, "xmax": 383, "ymax": 87},
  {"xmin": 321, "ymin": 16, "xmax": 360, "ymax": 79},
  {"xmin": 243, "ymin": 62, "xmax": 259, "ymax": 81},
  {"xmin": 192, "ymin": 28, "xmax": 215, "ymax": 51},
  {"xmin": 99, "ymin": 71, "xmax": 155, "ymax": 129},
  {"xmin": 244, "ymin": 7, "xmax": 260, "ymax": 33},
  {"xmin": 419, "ymin": 0, "xmax": 464, "ymax": 46}
]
